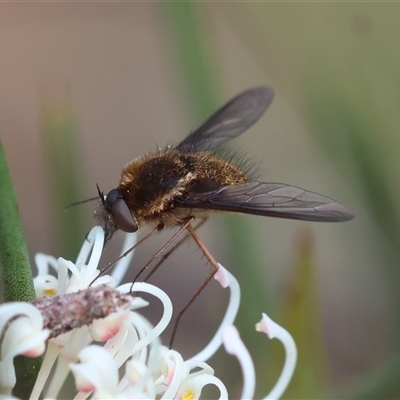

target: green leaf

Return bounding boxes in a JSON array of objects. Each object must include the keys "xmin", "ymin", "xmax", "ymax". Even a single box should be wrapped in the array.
[{"xmin": 0, "ymin": 138, "xmax": 41, "ymax": 399}]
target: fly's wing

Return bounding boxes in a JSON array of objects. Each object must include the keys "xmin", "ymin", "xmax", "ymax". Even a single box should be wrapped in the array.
[
  {"xmin": 176, "ymin": 86, "xmax": 274, "ymax": 152},
  {"xmin": 179, "ymin": 181, "xmax": 355, "ymax": 222}
]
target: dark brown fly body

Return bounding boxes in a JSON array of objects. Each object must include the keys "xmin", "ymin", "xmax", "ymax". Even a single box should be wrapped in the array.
[
  {"xmin": 95, "ymin": 86, "xmax": 354, "ymax": 242},
  {"xmin": 93, "ymin": 85, "xmax": 354, "ymax": 346}
]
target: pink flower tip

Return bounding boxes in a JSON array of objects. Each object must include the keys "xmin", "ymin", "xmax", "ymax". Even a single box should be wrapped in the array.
[
  {"xmin": 89, "ymin": 311, "xmax": 128, "ymax": 341},
  {"xmin": 76, "ymin": 382, "xmax": 96, "ymax": 393},
  {"xmin": 22, "ymin": 342, "xmax": 46, "ymax": 358},
  {"xmin": 214, "ymin": 263, "xmax": 229, "ymax": 288},
  {"xmin": 255, "ymin": 313, "xmax": 273, "ymax": 338}
]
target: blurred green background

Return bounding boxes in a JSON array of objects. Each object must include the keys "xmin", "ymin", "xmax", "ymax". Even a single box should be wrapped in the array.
[{"xmin": 1, "ymin": 2, "xmax": 399, "ymax": 399}]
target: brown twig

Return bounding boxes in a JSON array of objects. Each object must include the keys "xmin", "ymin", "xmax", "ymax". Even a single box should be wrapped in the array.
[{"xmin": 30, "ymin": 286, "xmax": 133, "ymax": 339}]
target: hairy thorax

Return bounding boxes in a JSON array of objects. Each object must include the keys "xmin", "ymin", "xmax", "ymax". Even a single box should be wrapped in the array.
[{"xmin": 117, "ymin": 148, "xmax": 249, "ymax": 228}]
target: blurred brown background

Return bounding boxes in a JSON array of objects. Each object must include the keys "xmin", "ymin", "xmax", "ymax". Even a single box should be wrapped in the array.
[{"xmin": 1, "ymin": 2, "xmax": 399, "ymax": 399}]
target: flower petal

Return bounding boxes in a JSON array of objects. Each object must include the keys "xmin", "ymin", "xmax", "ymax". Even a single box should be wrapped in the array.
[{"xmin": 256, "ymin": 313, "xmax": 297, "ymax": 400}]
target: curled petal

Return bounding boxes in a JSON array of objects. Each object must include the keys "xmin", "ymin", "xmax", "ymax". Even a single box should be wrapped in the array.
[
  {"xmin": 189, "ymin": 264, "xmax": 240, "ymax": 363},
  {"xmin": 75, "ymin": 226, "xmax": 104, "ymax": 268},
  {"xmin": 70, "ymin": 345, "xmax": 118, "ymax": 395},
  {"xmin": 182, "ymin": 359, "xmax": 214, "ymax": 380},
  {"xmin": 0, "ymin": 303, "xmax": 48, "ymax": 393},
  {"xmin": 256, "ymin": 313, "xmax": 297, "ymax": 400},
  {"xmin": 118, "ymin": 282, "xmax": 173, "ymax": 355},
  {"xmin": 176, "ymin": 375, "xmax": 228, "ymax": 400},
  {"xmin": 105, "ymin": 322, "xmax": 139, "ymax": 369},
  {"xmin": 125, "ymin": 358, "xmax": 148, "ymax": 387},
  {"xmin": 109, "ymin": 232, "xmax": 138, "ymax": 288},
  {"xmin": 34, "ymin": 253, "xmax": 58, "ymax": 276},
  {"xmin": 222, "ymin": 325, "xmax": 255, "ymax": 400},
  {"xmin": 160, "ymin": 350, "xmax": 184, "ymax": 399},
  {"xmin": 63, "ymin": 227, "xmax": 109, "ymax": 293},
  {"xmin": 128, "ymin": 334, "xmax": 161, "ymax": 397},
  {"xmin": 89, "ymin": 310, "xmax": 130, "ymax": 342}
]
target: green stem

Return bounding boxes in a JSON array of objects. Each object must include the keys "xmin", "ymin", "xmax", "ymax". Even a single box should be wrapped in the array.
[
  {"xmin": 0, "ymin": 139, "xmax": 34, "ymax": 301},
  {"xmin": 0, "ymin": 138, "xmax": 41, "ymax": 399}
]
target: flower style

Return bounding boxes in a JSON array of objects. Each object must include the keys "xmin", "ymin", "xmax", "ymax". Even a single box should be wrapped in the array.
[
  {"xmin": 0, "ymin": 226, "xmax": 297, "ymax": 399},
  {"xmin": 0, "ymin": 303, "xmax": 49, "ymax": 394}
]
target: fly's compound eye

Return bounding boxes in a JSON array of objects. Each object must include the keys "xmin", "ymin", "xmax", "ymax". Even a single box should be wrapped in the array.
[{"xmin": 105, "ymin": 189, "xmax": 138, "ymax": 233}]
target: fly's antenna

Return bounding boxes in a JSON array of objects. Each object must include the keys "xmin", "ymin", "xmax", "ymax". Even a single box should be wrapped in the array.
[
  {"xmin": 64, "ymin": 186, "xmax": 103, "ymax": 211},
  {"xmin": 96, "ymin": 183, "xmax": 107, "ymax": 206},
  {"xmin": 64, "ymin": 197, "xmax": 99, "ymax": 210}
]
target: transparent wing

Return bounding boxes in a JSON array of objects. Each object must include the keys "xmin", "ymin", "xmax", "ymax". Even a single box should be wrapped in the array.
[
  {"xmin": 179, "ymin": 181, "xmax": 355, "ymax": 222},
  {"xmin": 176, "ymin": 86, "xmax": 274, "ymax": 152}
]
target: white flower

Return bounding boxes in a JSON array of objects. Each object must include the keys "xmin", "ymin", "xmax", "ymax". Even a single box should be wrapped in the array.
[
  {"xmin": 255, "ymin": 313, "xmax": 297, "ymax": 399},
  {"xmin": 1, "ymin": 226, "xmax": 297, "ymax": 399},
  {"xmin": 34, "ymin": 226, "xmax": 136, "ymax": 297},
  {"xmin": 0, "ymin": 303, "xmax": 49, "ymax": 395}
]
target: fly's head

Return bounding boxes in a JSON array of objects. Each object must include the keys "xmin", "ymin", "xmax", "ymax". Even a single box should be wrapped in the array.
[{"xmin": 95, "ymin": 184, "xmax": 138, "ymax": 243}]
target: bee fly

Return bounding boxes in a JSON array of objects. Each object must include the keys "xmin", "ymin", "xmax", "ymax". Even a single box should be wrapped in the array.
[{"xmin": 94, "ymin": 86, "xmax": 354, "ymax": 345}]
